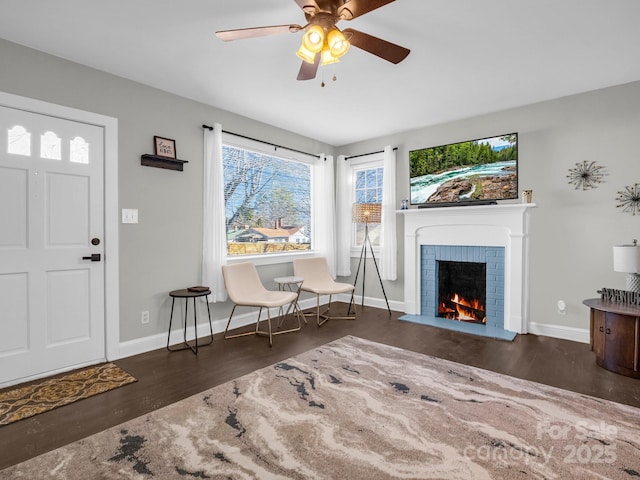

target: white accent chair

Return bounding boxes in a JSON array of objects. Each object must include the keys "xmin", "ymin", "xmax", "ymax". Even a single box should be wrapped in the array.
[
  {"xmin": 293, "ymin": 257, "xmax": 356, "ymax": 326},
  {"xmin": 222, "ymin": 262, "xmax": 301, "ymax": 347}
]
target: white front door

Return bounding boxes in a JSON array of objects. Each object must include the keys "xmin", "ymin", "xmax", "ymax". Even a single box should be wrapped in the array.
[{"xmin": 0, "ymin": 105, "xmax": 105, "ymax": 386}]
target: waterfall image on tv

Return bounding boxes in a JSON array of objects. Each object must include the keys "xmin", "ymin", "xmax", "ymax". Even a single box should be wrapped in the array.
[{"xmin": 409, "ymin": 133, "xmax": 518, "ymax": 206}]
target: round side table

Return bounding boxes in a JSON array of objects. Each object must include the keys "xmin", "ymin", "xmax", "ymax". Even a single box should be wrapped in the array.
[
  {"xmin": 167, "ymin": 288, "xmax": 214, "ymax": 354},
  {"xmin": 273, "ymin": 276, "xmax": 306, "ymax": 325}
]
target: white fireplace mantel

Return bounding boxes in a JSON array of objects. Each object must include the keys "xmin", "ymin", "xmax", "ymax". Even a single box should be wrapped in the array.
[{"xmin": 400, "ymin": 203, "xmax": 536, "ymax": 334}]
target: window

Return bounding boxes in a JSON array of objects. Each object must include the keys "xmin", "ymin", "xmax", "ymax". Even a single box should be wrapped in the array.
[
  {"xmin": 351, "ymin": 155, "xmax": 384, "ymax": 251},
  {"xmin": 40, "ymin": 131, "xmax": 61, "ymax": 160},
  {"xmin": 7, "ymin": 127, "xmax": 92, "ymax": 165},
  {"xmin": 7, "ymin": 125, "xmax": 31, "ymax": 156},
  {"xmin": 223, "ymin": 140, "xmax": 312, "ymax": 257},
  {"xmin": 70, "ymin": 136, "xmax": 89, "ymax": 164}
]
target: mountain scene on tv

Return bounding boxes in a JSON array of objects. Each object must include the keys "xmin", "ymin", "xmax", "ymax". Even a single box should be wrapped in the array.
[{"xmin": 410, "ymin": 134, "xmax": 517, "ymax": 204}]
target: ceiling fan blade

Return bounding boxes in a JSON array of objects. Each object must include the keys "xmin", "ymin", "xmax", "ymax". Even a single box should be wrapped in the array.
[
  {"xmin": 297, "ymin": 53, "xmax": 320, "ymax": 80},
  {"xmin": 215, "ymin": 24, "xmax": 302, "ymax": 42},
  {"xmin": 338, "ymin": 0, "xmax": 395, "ymax": 20},
  {"xmin": 343, "ymin": 28, "xmax": 410, "ymax": 64}
]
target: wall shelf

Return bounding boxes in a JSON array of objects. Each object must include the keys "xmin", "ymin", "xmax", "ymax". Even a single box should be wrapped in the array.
[{"xmin": 141, "ymin": 154, "xmax": 188, "ymax": 172}]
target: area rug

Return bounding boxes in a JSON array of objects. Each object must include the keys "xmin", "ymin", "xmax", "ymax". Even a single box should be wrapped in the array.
[
  {"xmin": 1, "ymin": 336, "xmax": 638, "ymax": 479},
  {"xmin": 0, "ymin": 363, "xmax": 137, "ymax": 426}
]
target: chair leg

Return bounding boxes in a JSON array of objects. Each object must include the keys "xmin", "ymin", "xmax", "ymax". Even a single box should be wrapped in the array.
[
  {"xmin": 225, "ymin": 305, "xmax": 265, "ymax": 340},
  {"xmin": 271, "ymin": 302, "xmax": 303, "ymax": 336},
  {"xmin": 294, "ymin": 304, "xmax": 303, "ymax": 330},
  {"xmin": 225, "ymin": 302, "xmax": 300, "ymax": 346},
  {"xmin": 314, "ymin": 292, "xmax": 357, "ymax": 327},
  {"xmin": 253, "ymin": 303, "xmax": 301, "ymax": 345},
  {"xmin": 277, "ymin": 296, "xmax": 306, "ymax": 328},
  {"xmin": 316, "ymin": 294, "xmax": 328, "ymax": 327},
  {"xmin": 224, "ymin": 305, "xmax": 245, "ymax": 340},
  {"xmin": 255, "ymin": 307, "xmax": 263, "ymax": 333}
]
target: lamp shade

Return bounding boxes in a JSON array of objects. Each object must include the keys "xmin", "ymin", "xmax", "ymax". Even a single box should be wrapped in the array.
[
  {"xmin": 302, "ymin": 25, "xmax": 324, "ymax": 53},
  {"xmin": 613, "ymin": 244, "xmax": 640, "ymax": 273},
  {"xmin": 327, "ymin": 28, "xmax": 350, "ymax": 58},
  {"xmin": 352, "ymin": 203, "xmax": 381, "ymax": 224},
  {"xmin": 321, "ymin": 45, "xmax": 340, "ymax": 65},
  {"xmin": 296, "ymin": 44, "xmax": 317, "ymax": 64}
]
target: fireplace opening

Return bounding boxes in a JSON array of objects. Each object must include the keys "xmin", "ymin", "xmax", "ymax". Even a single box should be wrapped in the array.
[{"xmin": 437, "ymin": 261, "xmax": 486, "ymax": 324}]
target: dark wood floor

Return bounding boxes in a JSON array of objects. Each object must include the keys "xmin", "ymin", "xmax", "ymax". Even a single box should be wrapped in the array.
[{"xmin": 1, "ymin": 304, "xmax": 639, "ymax": 471}]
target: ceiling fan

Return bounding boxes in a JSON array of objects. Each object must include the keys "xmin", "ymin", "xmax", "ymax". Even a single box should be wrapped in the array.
[{"xmin": 215, "ymin": 0, "xmax": 410, "ymax": 81}]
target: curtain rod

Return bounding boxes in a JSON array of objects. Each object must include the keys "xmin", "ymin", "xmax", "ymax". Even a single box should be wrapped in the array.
[
  {"xmin": 202, "ymin": 124, "xmax": 321, "ymax": 159},
  {"xmin": 345, "ymin": 147, "xmax": 398, "ymax": 160}
]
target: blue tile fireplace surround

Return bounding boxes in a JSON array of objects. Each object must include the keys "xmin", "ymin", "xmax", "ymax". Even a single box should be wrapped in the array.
[
  {"xmin": 405, "ymin": 244, "xmax": 515, "ymax": 341},
  {"xmin": 399, "ymin": 204, "xmax": 535, "ymax": 341}
]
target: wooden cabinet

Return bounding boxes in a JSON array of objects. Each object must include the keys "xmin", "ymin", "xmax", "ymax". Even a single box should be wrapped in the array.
[{"xmin": 584, "ymin": 299, "xmax": 640, "ymax": 378}]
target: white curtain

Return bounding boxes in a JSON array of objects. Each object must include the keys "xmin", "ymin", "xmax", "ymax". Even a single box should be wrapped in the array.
[
  {"xmin": 336, "ymin": 154, "xmax": 351, "ymax": 276},
  {"xmin": 313, "ymin": 154, "xmax": 337, "ymax": 277},
  {"xmin": 202, "ymin": 123, "xmax": 227, "ymax": 302},
  {"xmin": 380, "ymin": 145, "xmax": 397, "ymax": 281}
]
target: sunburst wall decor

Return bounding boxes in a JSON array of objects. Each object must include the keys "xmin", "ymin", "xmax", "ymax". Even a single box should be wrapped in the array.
[
  {"xmin": 616, "ymin": 183, "xmax": 640, "ymax": 216},
  {"xmin": 567, "ymin": 160, "xmax": 607, "ymax": 190}
]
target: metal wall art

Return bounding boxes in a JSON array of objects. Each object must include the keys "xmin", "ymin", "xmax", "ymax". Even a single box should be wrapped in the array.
[
  {"xmin": 616, "ymin": 183, "xmax": 640, "ymax": 216},
  {"xmin": 567, "ymin": 160, "xmax": 607, "ymax": 190}
]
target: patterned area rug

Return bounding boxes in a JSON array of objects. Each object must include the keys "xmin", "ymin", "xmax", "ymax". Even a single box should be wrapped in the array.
[
  {"xmin": 1, "ymin": 336, "xmax": 638, "ymax": 479},
  {"xmin": 0, "ymin": 363, "xmax": 137, "ymax": 426}
]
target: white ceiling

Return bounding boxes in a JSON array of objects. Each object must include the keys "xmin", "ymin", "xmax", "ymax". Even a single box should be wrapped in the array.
[{"xmin": 1, "ymin": 0, "xmax": 639, "ymax": 146}]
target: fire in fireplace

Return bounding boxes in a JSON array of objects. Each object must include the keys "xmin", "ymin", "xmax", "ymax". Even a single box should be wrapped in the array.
[{"xmin": 437, "ymin": 260, "xmax": 486, "ymax": 324}]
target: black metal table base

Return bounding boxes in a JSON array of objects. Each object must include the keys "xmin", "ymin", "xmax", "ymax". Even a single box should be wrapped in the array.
[{"xmin": 167, "ymin": 289, "xmax": 213, "ymax": 354}]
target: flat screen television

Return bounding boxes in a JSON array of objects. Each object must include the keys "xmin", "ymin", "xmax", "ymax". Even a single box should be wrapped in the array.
[{"xmin": 409, "ymin": 133, "xmax": 518, "ymax": 207}]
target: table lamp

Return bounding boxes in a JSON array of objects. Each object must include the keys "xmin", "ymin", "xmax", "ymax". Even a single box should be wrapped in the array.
[{"xmin": 613, "ymin": 239, "xmax": 640, "ymax": 293}]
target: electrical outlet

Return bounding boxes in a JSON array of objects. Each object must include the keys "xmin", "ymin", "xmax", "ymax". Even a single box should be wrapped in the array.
[
  {"xmin": 141, "ymin": 310, "xmax": 150, "ymax": 324},
  {"xmin": 557, "ymin": 300, "xmax": 566, "ymax": 315}
]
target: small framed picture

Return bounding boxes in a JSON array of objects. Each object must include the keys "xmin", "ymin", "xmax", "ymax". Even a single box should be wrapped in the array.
[{"xmin": 154, "ymin": 136, "xmax": 176, "ymax": 159}]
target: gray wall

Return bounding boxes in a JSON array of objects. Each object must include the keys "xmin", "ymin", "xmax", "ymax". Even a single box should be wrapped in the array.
[
  {"xmin": 0, "ymin": 39, "xmax": 334, "ymax": 344},
  {"xmin": 2, "ymin": 37, "xmax": 640, "ymax": 347},
  {"xmin": 340, "ymin": 81, "xmax": 640, "ymax": 336}
]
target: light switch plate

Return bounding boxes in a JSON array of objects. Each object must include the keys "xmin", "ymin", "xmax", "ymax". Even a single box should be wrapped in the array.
[{"xmin": 122, "ymin": 208, "xmax": 138, "ymax": 224}]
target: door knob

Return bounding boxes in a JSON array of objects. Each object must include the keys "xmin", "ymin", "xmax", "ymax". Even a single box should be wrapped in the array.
[{"xmin": 82, "ymin": 253, "xmax": 101, "ymax": 262}]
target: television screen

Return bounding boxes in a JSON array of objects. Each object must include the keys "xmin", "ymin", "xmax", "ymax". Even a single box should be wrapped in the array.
[{"xmin": 409, "ymin": 133, "xmax": 518, "ymax": 206}]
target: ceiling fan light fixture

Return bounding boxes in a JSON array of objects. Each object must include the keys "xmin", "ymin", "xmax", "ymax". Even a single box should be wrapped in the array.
[
  {"xmin": 327, "ymin": 27, "xmax": 350, "ymax": 58},
  {"xmin": 216, "ymin": 0, "xmax": 409, "ymax": 81},
  {"xmin": 296, "ymin": 44, "xmax": 317, "ymax": 64},
  {"xmin": 302, "ymin": 24, "xmax": 325, "ymax": 53},
  {"xmin": 321, "ymin": 45, "xmax": 340, "ymax": 65}
]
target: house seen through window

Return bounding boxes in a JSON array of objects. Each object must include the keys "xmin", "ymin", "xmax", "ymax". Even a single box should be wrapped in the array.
[{"xmin": 223, "ymin": 144, "xmax": 312, "ymax": 256}]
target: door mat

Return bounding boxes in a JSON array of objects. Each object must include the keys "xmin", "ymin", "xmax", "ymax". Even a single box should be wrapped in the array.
[{"xmin": 0, "ymin": 363, "xmax": 137, "ymax": 426}]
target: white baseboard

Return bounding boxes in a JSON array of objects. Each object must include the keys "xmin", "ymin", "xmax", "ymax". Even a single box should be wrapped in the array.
[
  {"xmin": 115, "ymin": 295, "xmax": 401, "ymax": 360},
  {"xmin": 117, "ymin": 297, "xmax": 320, "ymax": 360},
  {"xmin": 527, "ymin": 322, "xmax": 590, "ymax": 344},
  {"xmin": 335, "ymin": 293, "xmax": 404, "ymax": 313},
  {"xmin": 116, "ymin": 298, "xmax": 590, "ymax": 360}
]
